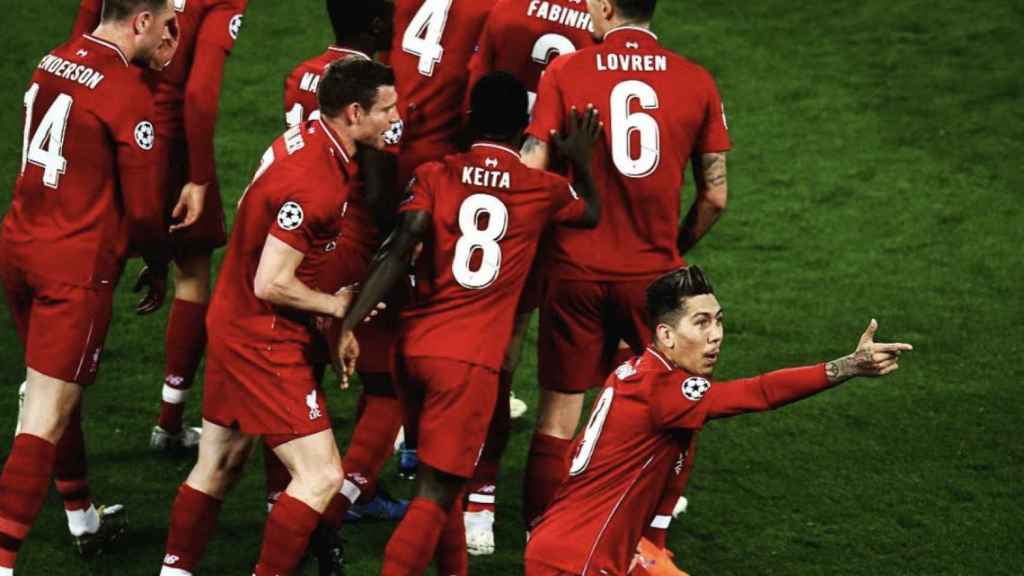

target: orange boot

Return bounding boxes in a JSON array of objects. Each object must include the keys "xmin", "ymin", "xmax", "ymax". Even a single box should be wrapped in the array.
[{"xmin": 630, "ymin": 537, "xmax": 690, "ymax": 576}]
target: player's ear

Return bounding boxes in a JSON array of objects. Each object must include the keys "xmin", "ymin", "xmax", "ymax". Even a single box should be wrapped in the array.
[
  {"xmin": 656, "ymin": 323, "xmax": 675, "ymax": 350},
  {"xmin": 133, "ymin": 9, "xmax": 153, "ymax": 36},
  {"xmin": 343, "ymin": 102, "xmax": 362, "ymax": 125}
]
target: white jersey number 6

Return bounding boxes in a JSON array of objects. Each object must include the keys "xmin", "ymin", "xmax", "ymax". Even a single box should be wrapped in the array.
[{"xmin": 610, "ymin": 80, "xmax": 660, "ymax": 178}]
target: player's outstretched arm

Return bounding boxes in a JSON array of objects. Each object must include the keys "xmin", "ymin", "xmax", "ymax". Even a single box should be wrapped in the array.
[
  {"xmin": 551, "ymin": 106, "xmax": 603, "ymax": 228},
  {"xmin": 693, "ymin": 320, "xmax": 914, "ymax": 422},
  {"xmin": 677, "ymin": 152, "xmax": 728, "ymax": 255},
  {"xmin": 253, "ymin": 235, "xmax": 351, "ymax": 318}
]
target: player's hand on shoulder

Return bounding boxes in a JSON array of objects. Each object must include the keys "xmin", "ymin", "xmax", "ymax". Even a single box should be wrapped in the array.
[
  {"xmin": 133, "ymin": 263, "xmax": 168, "ymax": 315},
  {"xmin": 826, "ymin": 319, "xmax": 913, "ymax": 383},
  {"xmin": 550, "ymin": 105, "xmax": 602, "ymax": 170},
  {"xmin": 169, "ymin": 182, "xmax": 208, "ymax": 233}
]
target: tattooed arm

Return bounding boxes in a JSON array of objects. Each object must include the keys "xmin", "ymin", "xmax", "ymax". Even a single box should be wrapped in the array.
[
  {"xmin": 825, "ymin": 320, "xmax": 913, "ymax": 384},
  {"xmin": 678, "ymin": 152, "xmax": 728, "ymax": 255},
  {"xmin": 521, "ymin": 136, "xmax": 550, "ymax": 170}
]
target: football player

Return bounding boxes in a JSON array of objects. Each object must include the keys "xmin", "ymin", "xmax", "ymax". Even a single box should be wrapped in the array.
[
  {"xmin": 0, "ymin": 1, "xmax": 177, "ymax": 571},
  {"xmin": 73, "ymin": 0, "xmax": 250, "ymax": 452},
  {"xmin": 519, "ymin": 0, "xmax": 731, "ymax": 535},
  {"xmin": 461, "ymin": 0, "xmax": 598, "ymax": 555},
  {"xmin": 337, "ymin": 72, "xmax": 601, "ymax": 576},
  {"xmin": 525, "ymin": 266, "xmax": 913, "ymax": 576},
  {"xmin": 157, "ymin": 59, "xmax": 399, "ymax": 576}
]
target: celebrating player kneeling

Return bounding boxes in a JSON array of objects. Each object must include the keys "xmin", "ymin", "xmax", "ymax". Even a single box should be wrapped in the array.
[
  {"xmin": 157, "ymin": 58, "xmax": 399, "ymax": 576},
  {"xmin": 524, "ymin": 266, "xmax": 913, "ymax": 576},
  {"xmin": 337, "ymin": 72, "xmax": 602, "ymax": 575}
]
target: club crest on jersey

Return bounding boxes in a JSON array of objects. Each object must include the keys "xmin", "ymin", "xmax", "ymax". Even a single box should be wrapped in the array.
[
  {"xmin": 383, "ymin": 119, "xmax": 404, "ymax": 146},
  {"xmin": 134, "ymin": 121, "xmax": 155, "ymax": 150},
  {"xmin": 277, "ymin": 201, "xmax": 304, "ymax": 231},
  {"xmin": 682, "ymin": 377, "xmax": 711, "ymax": 401},
  {"xmin": 306, "ymin": 390, "xmax": 322, "ymax": 420},
  {"xmin": 229, "ymin": 14, "xmax": 244, "ymax": 40},
  {"xmin": 615, "ymin": 361, "xmax": 637, "ymax": 380}
]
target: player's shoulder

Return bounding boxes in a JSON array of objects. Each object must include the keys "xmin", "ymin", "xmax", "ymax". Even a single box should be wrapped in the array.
[{"xmin": 412, "ymin": 158, "xmax": 451, "ymax": 184}]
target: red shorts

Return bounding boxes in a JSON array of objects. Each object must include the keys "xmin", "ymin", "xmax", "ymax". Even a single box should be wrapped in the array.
[
  {"xmin": 156, "ymin": 135, "xmax": 227, "ymax": 260},
  {"xmin": 202, "ymin": 336, "xmax": 331, "ymax": 438},
  {"xmin": 538, "ymin": 276, "xmax": 655, "ymax": 393},
  {"xmin": 393, "ymin": 354, "xmax": 498, "ymax": 478},
  {"xmin": 524, "ymin": 559, "xmax": 577, "ymax": 576},
  {"xmin": 0, "ymin": 259, "xmax": 112, "ymax": 386}
]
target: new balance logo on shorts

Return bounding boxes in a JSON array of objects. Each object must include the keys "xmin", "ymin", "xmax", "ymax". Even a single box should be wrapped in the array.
[{"xmin": 306, "ymin": 390, "xmax": 322, "ymax": 420}]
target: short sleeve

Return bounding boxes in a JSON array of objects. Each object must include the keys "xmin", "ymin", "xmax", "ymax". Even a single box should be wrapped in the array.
[
  {"xmin": 525, "ymin": 55, "xmax": 568, "ymax": 143},
  {"xmin": 399, "ymin": 163, "xmax": 440, "ymax": 215},
  {"xmin": 548, "ymin": 176, "xmax": 586, "ymax": 224},
  {"xmin": 696, "ymin": 73, "xmax": 731, "ymax": 153},
  {"xmin": 648, "ymin": 372, "xmax": 711, "ymax": 431},
  {"xmin": 267, "ymin": 183, "xmax": 333, "ymax": 255},
  {"xmin": 197, "ymin": 0, "xmax": 247, "ymax": 53}
]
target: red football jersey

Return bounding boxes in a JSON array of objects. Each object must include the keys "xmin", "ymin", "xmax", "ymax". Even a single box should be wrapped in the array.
[
  {"xmin": 284, "ymin": 46, "xmax": 373, "ymax": 128},
  {"xmin": 206, "ymin": 119, "xmax": 356, "ymax": 350},
  {"xmin": 1, "ymin": 35, "xmax": 164, "ymax": 288},
  {"xmin": 73, "ymin": 0, "xmax": 248, "ymax": 184},
  {"xmin": 467, "ymin": 0, "xmax": 596, "ymax": 111},
  {"xmin": 526, "ymin": 349, "xmax": 829, "ymax": 575},
  {"xmin": 391, "ymin": 0, "xmax": 492, "ymax": 149},
  {"xmin": 528, "ymin": 26, "xmax": 731, "ymax": 281},
  {"xmin": 399, "ymin": 142, "xmax": 584, "ymax": 370}
]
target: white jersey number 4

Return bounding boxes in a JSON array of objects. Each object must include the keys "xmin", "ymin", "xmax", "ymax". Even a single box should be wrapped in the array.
[
  {"xmin": 22, "ymin": 83, "xmax": 73, "ymax": 189},
  {"xmin": 452, "ymin": 193, "xmax": 508, "ymax": 290},
  {"xmin": 609, "ymin": 80, "xmax": 661, "ymax": 178},
  {"xmin": 402, "ymin": 0, "xmax": 453, "ymax": 77},
  {"xmin": 569, "ymin": 387, "xmax": 615, "ymax": 476}
]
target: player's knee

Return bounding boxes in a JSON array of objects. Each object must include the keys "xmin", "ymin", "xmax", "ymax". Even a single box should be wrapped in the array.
[{"xmin": 303, "ymin": 465, "xmax": 344, "ymax": 501}]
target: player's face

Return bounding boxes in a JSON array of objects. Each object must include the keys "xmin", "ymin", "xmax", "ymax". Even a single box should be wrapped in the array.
[
  {"xmin": 355, "ymin": 86, "xmax": 401, "ymax": 150},
  {"xmin": 660, "ymin": 294, "xmax": 724, "ymax": 377},
  {"xmin": 133, "ymin": 0, "xmax": 177, "ymax": 63},
  {"xmin": 587, "ymin": 0, "xmax": 613, "ymax": 40}
]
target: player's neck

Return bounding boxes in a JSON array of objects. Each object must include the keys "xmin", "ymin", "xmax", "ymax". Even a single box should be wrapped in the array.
[
  {"xmin": 603, "ymin": 18, "xmax": 652, "ymax": 37},
  {"xmin": 91, "ymin": 23, "xmax": 137, "ymax": 62},
  {"xmin": 321, "ymin": 115, "xmax": 358, "ymax": 158}
]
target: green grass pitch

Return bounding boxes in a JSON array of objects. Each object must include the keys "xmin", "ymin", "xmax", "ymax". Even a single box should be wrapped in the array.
[{"xmin": 0, "ymin": 1, "xmax": 1021, "ymax": 574}]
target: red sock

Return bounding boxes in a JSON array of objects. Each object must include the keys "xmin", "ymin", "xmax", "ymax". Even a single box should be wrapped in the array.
[
  {"xmin": 0, "ymin": 434, "xmax": 58, "ymax": 569},
  {"xmin": 159, "ymin": 299, "xmax": 208, "ymax": 434},
  {"xmin": 162, "ymin": 484, "xmax": 223, "ymax": 573},
  {"xmin": 341, "ymin": 393, "xmax": 403, "ymax": 504},
  {"xmin": 253, "ymin": 493, "xmax": 321, "ymax": 576},
  {"xmin": 435, "ymin": 496, "xmax": 467, "ymax": 576},
  {"xmin": 523, "ymin": 433, "xmax": 572, "ymax": 529},
  {"xmin": 54, "ymin": 403, "xmax": 91, "ymax": 511},
  {"xmin": 467, "ymin": 371, "xmax": 511, "ymax": 514},
  {"xmin": 381, "ymin": 498, "xmax": 447, "ymax": 576},
  {"xmin": 263, "ymin": 445, "xmax": 291, "ymax": 510}
]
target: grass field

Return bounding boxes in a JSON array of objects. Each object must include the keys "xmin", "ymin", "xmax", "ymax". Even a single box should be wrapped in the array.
[{"xmin": 1, "ymin": 1, "xmax": 1022, "ymax": 574}]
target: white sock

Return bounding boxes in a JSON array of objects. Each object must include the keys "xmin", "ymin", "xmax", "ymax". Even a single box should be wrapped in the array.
[
  {"xmin": 160, "ymin": 567, "xmax": 192, "ymax": 576},
  {"xmin": 0, "ymin": 566, "xmax": 13, "ymax": 576},
  {"xmin": 66, "ymin": 505, "xmax": 100, "ymax": 537}
]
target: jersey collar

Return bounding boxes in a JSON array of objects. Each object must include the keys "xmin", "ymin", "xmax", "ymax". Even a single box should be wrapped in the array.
[
  {"xmin": 83, "ymin": 34, "xmax": 129, "ymax": 67},
  {"xmin": 471, "ymin": 141, "xmax": 521, "ymax": 161},
  {"xmin": 316, "ymin": 117, "xmax": 352, "ymax": 166},
  {"xmin": 604, "ymin": 25, "xmax": 659, "ymax": 44},
  {"xmin": 645, "ymin": 347, "xmax": 676, "ymax": 371},
  {"xmin": 328, "ymin": 45, "xmax": 371, "ymax": 61}
]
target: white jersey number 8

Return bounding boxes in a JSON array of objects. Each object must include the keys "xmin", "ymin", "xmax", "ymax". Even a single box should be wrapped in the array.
[
  {"xmin": 610, "ymin": 80, "xmax": 660, "ymax": 178},
  {"xmin": 569, "ymin": 387, "xmax": 615, "ymax": 476},
  {"xmin": 453, "ymin": 193, "xmax": 508, "ymax": 290}
]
